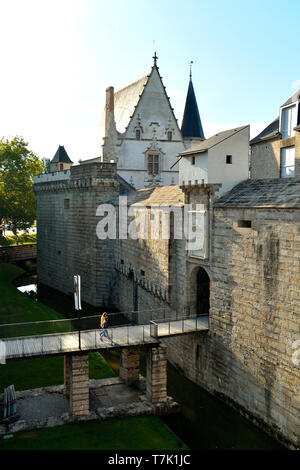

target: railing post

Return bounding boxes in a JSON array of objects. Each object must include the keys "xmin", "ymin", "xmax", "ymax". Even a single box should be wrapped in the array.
[
  {"xmin": 182, "ymin": 317, "xmax": 184, "ymax": 333},
  {"xmin": 127, "ymin": 327, "xmax": 129, "ymax": 345},
  {"xmin": 168, "ymin": 320, "xmax": 170, "ymax": 335}
]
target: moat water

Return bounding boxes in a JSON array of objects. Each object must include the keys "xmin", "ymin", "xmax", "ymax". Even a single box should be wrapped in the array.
[{"xmin": 15, "ymin": 270, "xmax": 284, "ymax": 450}]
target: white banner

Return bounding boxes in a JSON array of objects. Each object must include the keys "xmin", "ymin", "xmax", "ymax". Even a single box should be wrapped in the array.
[
  {"xmin": 0, "ymin": 340, "xmax": 6, "ymax": 364},
  {"xmin": 74, "ymin": 274, "xmax": 82, "ymax": 311}
]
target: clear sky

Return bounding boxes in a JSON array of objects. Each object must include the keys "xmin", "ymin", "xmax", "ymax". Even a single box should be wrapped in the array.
[{"xmin": 1, "ymin": 0, "xmax": 300, "ymax": 164}]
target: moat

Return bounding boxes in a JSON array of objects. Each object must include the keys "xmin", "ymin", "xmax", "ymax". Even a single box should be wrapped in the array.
[{"xmin": 15, "ymin": 269, "xmax": 284, "ymax": 450}]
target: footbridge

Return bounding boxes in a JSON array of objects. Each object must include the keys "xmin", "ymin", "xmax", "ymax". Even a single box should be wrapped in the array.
[{"xmin": 0, "ymin": 310, "xmax": 209, "ymax": 418}]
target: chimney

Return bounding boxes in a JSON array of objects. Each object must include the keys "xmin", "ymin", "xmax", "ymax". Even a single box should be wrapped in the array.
[{"xmin": 105, "ymin": 86, "xmax": 114, "ymax": 137}]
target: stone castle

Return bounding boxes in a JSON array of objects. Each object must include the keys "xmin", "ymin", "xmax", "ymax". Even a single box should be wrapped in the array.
[{"xmin": 34, "ymin": 58, "xmax": 300, "ymax": 449}]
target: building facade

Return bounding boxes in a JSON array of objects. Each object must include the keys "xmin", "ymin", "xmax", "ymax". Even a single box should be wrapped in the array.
[
  {"xmin": 34, "ymin": 89, "xmax": 300, "ymax": 449},
  {"xmin": 82, "ymin": 55, "xmax": 205, "ymax": 189}
]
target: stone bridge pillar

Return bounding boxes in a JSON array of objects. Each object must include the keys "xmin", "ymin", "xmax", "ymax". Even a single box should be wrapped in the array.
[
  {"xmin": 64, "ymin": 353, "xmax": 90, "ymax": 417},
  {"xmin": 146, "ymin": 346, "xmax": 167, "ymax": 403},
  {"xmin": 119, "ymin": 347, "xmax": 140, "ymax": 385}
]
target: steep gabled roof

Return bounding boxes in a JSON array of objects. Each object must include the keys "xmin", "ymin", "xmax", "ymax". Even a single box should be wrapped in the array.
[
  {"xmin": 51, "ymin": 145, "xmax": 73, "ymax": 164},
  {"xmin": 181, "ymin": 78, "xmax": 204, "ymax": 139},
  {"xmin": 98, "ymin": 59, "xmax": 183, "ymax": 141},
  {"xmin": 180, "ymin": 125, "xmax": 248, "ymax": 156}
]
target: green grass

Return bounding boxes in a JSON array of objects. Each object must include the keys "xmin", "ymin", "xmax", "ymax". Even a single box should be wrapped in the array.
[
  {"xmin": 0, "ymin": 263, "xmax": 116, "ymax": 389},
  {"xmin": 0, "ymin": 263, "xmax": 62, "ymax": 328},
  {"xmin": 0, "ymin": 416, "xmax": 188, "ymax": 450},
  {"xmin": 0, "ymin": 233, "xmax": 36, "ymax": 246},
  {"xmin": 0, "ymin": 262, "xmax": 186, "ymax": 451}
]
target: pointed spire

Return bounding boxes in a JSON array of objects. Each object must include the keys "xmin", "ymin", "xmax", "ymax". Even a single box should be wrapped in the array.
[
  {"xmin": 189, "ymin": 60, "xmax": 193, "ymax": 80},
  {"xmin": 181, "ymin": 69, "xmax": 205, "ymax": 139}
]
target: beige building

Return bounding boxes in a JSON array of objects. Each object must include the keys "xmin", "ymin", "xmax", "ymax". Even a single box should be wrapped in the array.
[{"xmin": 250, "ymin": 89, "xmax": 300, "ymax": 179}]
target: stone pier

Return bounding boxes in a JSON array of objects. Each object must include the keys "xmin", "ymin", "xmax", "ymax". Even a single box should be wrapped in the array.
[
  {"xmin": 64, "ymin": 353, "xmax": 90, "ymax": 417},
  {"xmin": 119, "ymin": 347, "xmax": 140, "ymax": 385},
  {"xmin": 146, "ymin": 346, "xmax": 167, "ymax": 403}
]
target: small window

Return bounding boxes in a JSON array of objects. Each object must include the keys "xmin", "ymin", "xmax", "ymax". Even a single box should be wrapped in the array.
[
  {"xmin": 59, "ymin": 163, "xmax": 63, "ymax": 171},
  {"xmin": 136, "ymin": 129, "xmax": 141, "ymax": 140},
  {"xmin": 140, "ymin": 270, "xmax": 145, "ymax": 276},
  {"xmin": 226, "ymin": 155, "xmax": 232, "ymax": 164},
  {"xmin": 167, "ymin": 131, "xmax": 172, "ymax": 141},
  {"xmin": 237, "ymin": 220, "xmax": 252, "ymax": 228},
  {"xmin": 281, "ymin": 146, "xmax": 295, "ymax": 178},
  {"xmin": 191, "ymin": 156, "xmax": 195, "ymax": 165},
  {"xmin": 64, "ymin": 199, "xmax": 70, "ymax": 209}
]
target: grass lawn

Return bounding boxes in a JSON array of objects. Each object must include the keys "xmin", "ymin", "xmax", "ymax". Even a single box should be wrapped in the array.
[
  {"xmin": 0, "ymin": 262, "xmax": 186, "ymax": 451},
  {"xmin": 0, "ymin": 233, "xmax": 37, "ymax": 246},
  {"xmin": 0, "ymin": 262, "xmax": 116, "ymax": 389},
  {"xmin": 0, "ymin": 263, "xmax": 62, "ymax": 327},
  {"xmin": 0, "ymin": 416, "xmax": 188, "ymax": 450}
]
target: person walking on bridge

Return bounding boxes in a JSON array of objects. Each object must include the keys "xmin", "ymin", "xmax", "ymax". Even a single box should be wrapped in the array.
[{"xmin": 99, "ymin": 312, "xmax": 111, "ymax": 342}]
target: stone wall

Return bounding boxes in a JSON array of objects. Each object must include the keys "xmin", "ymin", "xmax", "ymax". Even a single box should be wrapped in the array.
[
  {"xmin": 0, "ymin": 243, "xmax": 37, "ymax": 263},
  {"xmin": 163, "ymin": 205, "xmax": 300, "ymax": 448},
  {"xmin": 250, "ymin": 131, "xmax": 300, "ymax": 179},
  {"xmin": 34, "ymin": 162, "xmax": 119, "ymax": 307}
]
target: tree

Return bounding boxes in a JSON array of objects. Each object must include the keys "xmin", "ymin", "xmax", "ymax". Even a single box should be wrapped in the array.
[
  {"xmin": 0, "ymin": 136, "xmax": 44, "ymax": 242},
  {"xmin": 42, "ymin": 157, "xmax": 51, "ymax": 173}
]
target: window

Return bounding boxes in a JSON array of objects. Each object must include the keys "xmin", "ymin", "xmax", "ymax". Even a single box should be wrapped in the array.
[
  {"xmin": 191, "ymin": 156, "xmax": 195, "ymax": 165},
  {"xmin": 281, "ymin": 146, "xmax": 295, "ymax": 178},
  {"xmin": 237, "ymin": 220, "xmax": 252, "ymax": 228},
  {"xmin": 64, "ymin": 199, "xmax": 70, "ymax": 209},
  {"xmin": 226, "ymin": 155, "xmax": 232, "ymax": 164},
  {"xmin": 167, "ymin": 131, "xmax": 172, "ymax": 141},
  {"xmin": 148, "ymin": 154, "xmax": 159, "ymax": 175},
  {"xmin": 59, "ymin": 163, "xmax": 63, "ymax": 171},
  {"xmin": 281, "ymin": 105, "xmax": 297, "ymax": 139},
  {"xmin": 136, "ymin": 129, "xmax": 141, "ymax": 140}
]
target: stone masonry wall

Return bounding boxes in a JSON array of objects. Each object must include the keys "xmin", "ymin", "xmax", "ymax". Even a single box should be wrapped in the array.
[
  {"xmin": 251, "ymin": 131, "xmax": 300, "ymax": 179},
  {"xmin": 34, "ymin": 163, "xmax": 119, "ymax": 307},
  {"xmin": 163, "ymin": 206, "xmax": 300, "ymax": 448}
]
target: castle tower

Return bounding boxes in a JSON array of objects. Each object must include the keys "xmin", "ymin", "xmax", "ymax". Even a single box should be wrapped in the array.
[{"xmin": 50, "ymin": 145, "xmax": 73, "ymax": 172}]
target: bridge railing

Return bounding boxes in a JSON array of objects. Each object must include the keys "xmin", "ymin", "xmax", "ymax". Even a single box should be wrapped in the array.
[{"xmin": 0, "ymin": 308, "xmax": 208, "ymax": 342}]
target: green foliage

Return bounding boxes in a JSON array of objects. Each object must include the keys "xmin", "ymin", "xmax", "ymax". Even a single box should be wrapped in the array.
[
  {"xmin": 0, "ymin": 233, "xmax": 36, "ymax": 246},
  {"xmin": 0, "ymin": 136, "xmax": 43, "ymax": 235},
  {"xmin": 42, "ymin": 157, "xmax": 51, "ymax": 173}
]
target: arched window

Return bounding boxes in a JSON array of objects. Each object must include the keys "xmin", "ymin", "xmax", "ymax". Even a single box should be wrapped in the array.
[
  {"xmin": 136, "ymin": 129, "xmax": 141, "ymax": 140},
  {"xmin": 148, "ymin": 153, "xmax": 159, "ymax": 175},
  {"xmin": 167, "ymin": 131, "xmax": 173, "ymax": 141}
]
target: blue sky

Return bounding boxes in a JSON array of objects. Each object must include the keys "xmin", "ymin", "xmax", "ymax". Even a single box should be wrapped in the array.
[{"xmin": 0, "ymin": 0, "xmax": 299, "ymax": 163}]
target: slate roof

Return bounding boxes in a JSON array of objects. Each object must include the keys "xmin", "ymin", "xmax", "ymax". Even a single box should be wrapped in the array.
[
  {"xmin": 214, "ymin": 178, "xmax": 300, "ymax": 208},
  {"xmin": 249, "ymin": 117, "xmax": 280, "ymax": 145},
  {"xmin": 181, "ymin": 79, "xmax": 205, "ymax": 139},
  {"xmin": 51, "ymin": 145, "xmax": 73, "ymax": 164},
  {"xmin": 180, "ymin": 125, "xmax": 248, "ymax": 156},
  {"xmin": 98, "ymin": 75, "xmax": 148, "ymax": 140},
  {"xmin": 127, "ymin": 185, "xmax": 184, "ymax": 207},
  {"xmin": 250, "ymin": 88, "xmax": 300, "ymax": 145}
]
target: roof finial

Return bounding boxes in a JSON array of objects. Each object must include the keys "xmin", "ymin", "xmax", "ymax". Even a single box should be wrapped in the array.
[
  {"xmin": 153, "ymin": 51, "xmax": 158, "ymax": 66},
  {"xmin": 189, "ymin": 60, "xmax": 193, "ymax": 80}
]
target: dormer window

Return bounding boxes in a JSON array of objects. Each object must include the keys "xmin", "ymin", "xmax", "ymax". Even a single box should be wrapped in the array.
[
  {"xmin": 280, "ymin": 103, "xmax": 297, "ymax": 139},
  {"xmin": 167, "ymin": 131, "xmax": 173, "ymax": 141},
  {"xmin": 136, "ymin": 129, "xmax": 141, "ymax": 140}
]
